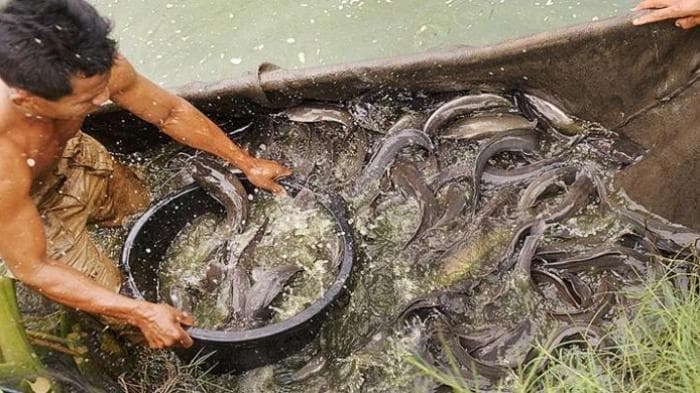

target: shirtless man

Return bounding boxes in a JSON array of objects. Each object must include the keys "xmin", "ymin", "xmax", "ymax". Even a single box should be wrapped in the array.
[{"xmin": 0, "ymin": 0, "xmax": 290, "ymax": 349}]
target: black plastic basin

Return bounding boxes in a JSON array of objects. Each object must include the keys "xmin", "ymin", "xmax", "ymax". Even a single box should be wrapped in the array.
[{"xmin": 121, "ymin": 180, "xmax": 354, "ymax": 373}]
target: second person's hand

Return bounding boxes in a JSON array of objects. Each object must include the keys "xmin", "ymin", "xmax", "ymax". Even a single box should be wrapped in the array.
[{"xmin": 634, "ymin": 0, "xmax": 700, "ymax": 29}]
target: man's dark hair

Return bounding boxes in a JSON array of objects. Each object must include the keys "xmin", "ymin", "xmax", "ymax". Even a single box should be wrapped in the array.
[{"xmin": 0, "ymin": 0, "xmax": 117, "ymax": 100}]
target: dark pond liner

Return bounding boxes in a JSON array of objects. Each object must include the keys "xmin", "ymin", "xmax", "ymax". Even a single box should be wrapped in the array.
[{"xmin": 121, "ymin": 178, "xmax": 355, "ymax": 374}]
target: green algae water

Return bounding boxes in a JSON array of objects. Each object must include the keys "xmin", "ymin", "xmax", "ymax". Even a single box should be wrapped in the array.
[{"xmin": 89, "ymin": 0, "xmax": 637, "ymax": 87}]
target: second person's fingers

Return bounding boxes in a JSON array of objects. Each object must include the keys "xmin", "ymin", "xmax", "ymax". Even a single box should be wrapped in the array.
[
  {"xmin": 676, "ymin": 15, "xmax": 700, "ymax": 28},
  {"xmin": 635, "ymin": 0, "xmax": 678, "ymax": 10},
  {"xmin": 633, "ymin": 7, "xmax": 685, "ymax": 25}
]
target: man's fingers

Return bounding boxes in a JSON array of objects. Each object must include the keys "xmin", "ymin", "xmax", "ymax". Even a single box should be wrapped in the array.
[
  {"xmin": 178, "ymin": 311, "xmax": 194, "ymax": 326},
  {"xmin": 179, "ymin": 331, "xmax": 194, "ymax": 348},
  {"xmin": 144, "ymin": 332, "xmax": 164, "ymax": 349},
  {"xmin": 676, "ymin": 15, "xmax": 700, "ymax": 28},
  {"xmin": 633, "ymin": 7, "xmax": 683, "ymax": 25},
  {"xmin": 276, "ymin": 166, "xmax": 293, "ymax": 179},
  {"xmin": 269, "ymin": 182, "xmax": 288, "ymax": 196},
  {"xmin": 635, "ymin": 0, "xmax": 677, "ymax": 10}
]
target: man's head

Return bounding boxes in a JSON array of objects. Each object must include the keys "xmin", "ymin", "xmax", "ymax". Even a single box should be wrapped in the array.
[{"xmin": 0, "ymin": 0, "xmax": 116, "ymax": 120}]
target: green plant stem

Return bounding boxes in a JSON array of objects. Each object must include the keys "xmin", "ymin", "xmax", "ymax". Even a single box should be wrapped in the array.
[{"xmin": 0, "ymin": 277, "xmax": 43, "ymax": 377}]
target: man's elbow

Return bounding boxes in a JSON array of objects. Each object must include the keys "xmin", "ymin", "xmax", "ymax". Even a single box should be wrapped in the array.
[
  {"xmin": 10, "ymin": 259, "xmax": 54, "ymax": 293},
  {"xmin": 158, "ymin": 99, "xmax": 196, "ymax": 136}
]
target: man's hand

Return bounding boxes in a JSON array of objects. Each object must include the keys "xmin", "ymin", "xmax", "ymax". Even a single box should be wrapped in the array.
[
  {"xmin": 634, "ymin": 0, "xmax": 700, "ymax": 29},
  {"xmin": 242, "ymin": 157, "xmax": 292, "ymax": 195},
  {"xmin": 133, "ymin": 302, "xmax": 195, "ymax": 349}
]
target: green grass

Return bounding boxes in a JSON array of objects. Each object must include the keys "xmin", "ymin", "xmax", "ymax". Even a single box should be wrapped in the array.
[
  {"xmin": 406, "ymin": 269, "xmax": 700, "ymax": 393},
  {"xmin": 116, "ymin": 350, "xmax": 237, "ymax": 393}
]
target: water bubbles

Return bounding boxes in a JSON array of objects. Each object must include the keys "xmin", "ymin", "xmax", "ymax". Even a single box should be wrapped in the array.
[{"xmin": 230, "ymin": 57, "xmax": 242, "ymax": 65}]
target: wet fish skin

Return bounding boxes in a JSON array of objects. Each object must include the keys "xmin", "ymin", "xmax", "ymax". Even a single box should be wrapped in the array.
[
  {"xmin": 348, "ymin": 93, "xmax": 402, "ymax": 133},
  {"xmin": 560, "ymin": 271, "xmax": 593, "ymax": 309},
  {"xmin": 467, "ymin": 320, "xmax": 531, "ymax": 365},
  {"xmin": 515, "ymin": 219, "xmax": 545, "ymax": 282},
  {"xmin": 439, "ymin": 113, "xmax": 536, "ymax": 141},
  {"xmin": 499, "ymin": 173, "xmax": 594, "ymax": 271},
  {"xmin": 280, "ymin": 104, "xmax": 355, "ymax": 128},
  {"xmin": 191, "ymin": 155, "xmax": 249, "ymax": 233},
  {"xmin": 525, "ymin": 323, "xmax": 604, "ymax": 372},
  {"xmin": 549, "ymin": 279, "xmax": 616, "ymax": 324},
  {"xmin": 438, "ymin": 186, "xmax": 521, "ymax": 276},
  {"xmin": 270, "ymin": 122, "xmax": 319, "ymax": 181},
  {"xmin": 290, "ymin": 355, "xmax": 327, "ymax": 382},
  {"xmin": 427, "ymin": 163, "xmax": 472, "ymax": 192},
  {"xmin": 516, "ymin": 165, "xmax": 579, "ymax": 211},
  {"xmin": 613, "ymin": 201, "xmax": 699, "ymax": 254},
  {"xmin": 245, "ymin": 265, "xmax": 304, "ymax": 322},
  {"xmin": 481, "ymin": 157, "xmax": 566, "ymax": 186},
  {"xmin": 332, "ymin": 126, "xmax": 368, "ymax": 186},
  {"xmin": 472, "ymin": 129, "xmax": 539, "ymax": 215},
  {"xmin": 531, "ymin": 269, "xmax": 583, "ymax": 308},
  {"xmin": 203, "ymin": 258, "xmax": 226, "ymax": 292},
  {"xmin": 168, "ymin": 285, "xmax": 193, "ymax": 314},
  {"xmin": 387, "ymin": 112, "xmax": 428, "ymax": 135},
  {"xmin": 500, "ymin": 219, "xmax": 539, "ymax": 271},
  {"xmin": 390, "ymin": 161, "xmax": 440, "ymax": 246},
  {"xmin": 539, "ymin": 245, "xmax": 648, "ymax": 275},
  {"xmin": 514, "ymin": 91, "xmax": 581, "ymax": 136},
  {"xmin": 431, "ymin": 183, "xmax": 468, "ymax": 231},
  {"xmin": 543, "ymin": 171, "xmax": 595, "ymax": 223},
  {"xmin": 226, "ymin": 220, "xmax": 270, "ymax": 321},
  {"xmin": 423, "ymin": 93, "xmax": 513, "ymax": 135},
  {"xmin": 226, "ymin": 262, "xmax": 250, "ymax": 323},
  {"xmin": 446, "ymin": 330, "xmax": 509, "ymax": 382},
  {"xmin": 354, "ymin": 128, "xmax": 434, "ymax": 197}
]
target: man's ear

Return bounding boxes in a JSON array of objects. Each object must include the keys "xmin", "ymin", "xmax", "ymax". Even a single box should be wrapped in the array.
[{"xmin": 9, "ymin": 88, "xmax": 38, "ymax": 111}]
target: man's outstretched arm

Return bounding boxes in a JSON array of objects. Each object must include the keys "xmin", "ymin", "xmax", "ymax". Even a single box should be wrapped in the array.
[
  {"xmin": 634, "ymin": 0, "xmax": 700, "ymax": 29},
  {"xmin": 107, "ymin": 55, "xmax": 291, "ymax": 194},
  {"xmin": 0, "ymin": 142, "xmax": 193, "ymax": 349}
]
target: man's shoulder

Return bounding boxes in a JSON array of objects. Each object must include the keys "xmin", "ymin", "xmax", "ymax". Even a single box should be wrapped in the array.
[
  {"xmin": 0, "ymin": 136, "xmax": 26, "ymax": 169},
  {"xmin": 0, "ymin": 137, "xmax": 31, "ymax": 193}
]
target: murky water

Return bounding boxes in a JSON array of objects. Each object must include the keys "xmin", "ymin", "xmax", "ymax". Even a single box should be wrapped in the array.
[{"xmin": 89, "ymin": 0, "xmax": 637, "ymax": 87}]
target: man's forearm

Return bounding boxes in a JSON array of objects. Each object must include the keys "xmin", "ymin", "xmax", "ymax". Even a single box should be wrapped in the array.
[
  {"xmin": 159, "ymin": 98, "xmax": 254, "ymax": 171},
  {"xmin": 21, "ymin": 257, "xmax": 144, "ymax": 324}
]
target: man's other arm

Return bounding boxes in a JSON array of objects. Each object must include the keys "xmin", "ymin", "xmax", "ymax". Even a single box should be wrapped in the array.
[
  {"xmin": 107, "ymin": 55, "xmax": 290, "ymax": 194},
  {"xmin": 0, "ymin": 142, "xmax": 193, "ymax": 349}
]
